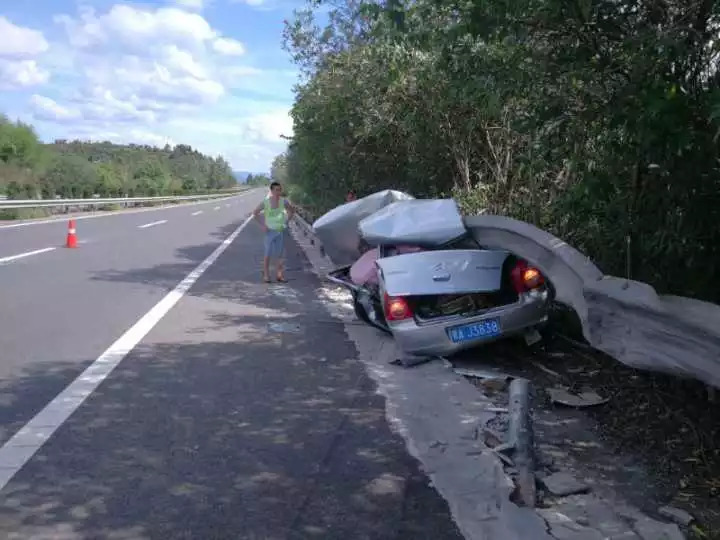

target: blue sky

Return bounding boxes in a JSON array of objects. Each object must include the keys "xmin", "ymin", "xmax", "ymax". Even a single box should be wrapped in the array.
[{"xmin": 0, "ymin": 0, "xmax": 309, "ymax": 171}]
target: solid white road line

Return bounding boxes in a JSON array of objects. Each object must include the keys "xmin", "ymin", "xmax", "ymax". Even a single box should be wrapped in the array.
[
  {"xmin": 0, "ymin": 191, "xmax": 256, "ymax": 230},
  {"xmin": 191, "ymin": 211, "xmax": 203, "ymax": 216},
  {"xmin": 138, "ymin": 220, "xmax": 167, "ymax": 229},
  {"xmin": 0, "ymin": 215, "xmax": 253, "ymax": 492},
  {"xmin": 0, "ymin": 247, "xmax": 57, "ymax": 264}
]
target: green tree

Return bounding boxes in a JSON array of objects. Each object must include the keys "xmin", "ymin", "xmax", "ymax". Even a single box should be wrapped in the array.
[{"xmin": 278, "ymin": 0, "xmax": 720, "ymax": 303}]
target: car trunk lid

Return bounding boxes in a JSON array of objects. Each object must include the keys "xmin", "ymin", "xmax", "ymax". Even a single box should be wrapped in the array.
[{"xmin": 376, "ymin": 249, "xmax": 510, "ymax": 297}]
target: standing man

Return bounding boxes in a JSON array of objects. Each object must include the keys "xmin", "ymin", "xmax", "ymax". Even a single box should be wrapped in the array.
[{"xmin": 253, "ymin": 181, "xmax": 295, "ymax": 283}]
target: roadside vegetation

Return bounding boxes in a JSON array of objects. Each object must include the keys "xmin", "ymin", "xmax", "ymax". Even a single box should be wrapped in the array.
[
  {"xmin": 0, "ymin": 114, "xmax": 238, "ymax": 201},
  {"xmin": 274, "ymin": 3, "xmax": 720, "ymax": 534},
  {"xmin": 273, "ymin": 0, "xmax": 720, "ymax": 305}
]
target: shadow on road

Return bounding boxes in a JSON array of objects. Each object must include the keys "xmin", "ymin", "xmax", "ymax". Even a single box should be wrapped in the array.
[{"xmin": 0, "ymin": 218, "xmax": 464, "ymax": 539}]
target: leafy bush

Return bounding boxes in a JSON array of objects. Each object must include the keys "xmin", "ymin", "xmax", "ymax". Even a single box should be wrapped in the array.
[{"xmin": 277, "ymin": 0, "xmax": 720, "ymax": 303}]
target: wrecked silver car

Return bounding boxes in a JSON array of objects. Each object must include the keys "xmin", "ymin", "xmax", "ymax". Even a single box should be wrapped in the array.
[{"xmin": 313, "ymin": 191, "xmax": 552, "ymax": 359}]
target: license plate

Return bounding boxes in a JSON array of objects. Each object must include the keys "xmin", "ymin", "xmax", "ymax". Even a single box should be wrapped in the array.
[{"xmin": 447, "ymin": 319, "xmax": 501, "ymax": 343}]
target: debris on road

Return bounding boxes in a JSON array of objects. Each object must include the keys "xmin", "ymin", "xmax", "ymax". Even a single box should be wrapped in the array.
[
  {"xmin": 537, "ymin": 509, "xmax": 607, "ymax": 540},
  {"xmin": 540, "ymin": 472, "xmax": 591, "ymax": 497},
  {"xmin": 453, "ymin": 366, "xmax": 512, "ymax": 380},
  {"xmin": 547, "ymin": 386, "xmax": 609, "ymax": 408},
  {"xmin": 633, "ymin": 516, "xmax": 685, "ymax": 540},
  {"xmin": 482, "ymin": 427, "xmax": 503, "ymax": 448},
  {"xmin": 658, "ymin": 506, "xmax": 695, "ymax": 527},
  {"xmin": 448, "ymin": 344, "xmax": 696, "ymax": 539},
  {"xmin": 532, "ymin": 361, "xmax": 563, "ymax": 378},
  {"xmin": 267, "ymin": 321, "xmax": 302, "ymax": 333}
]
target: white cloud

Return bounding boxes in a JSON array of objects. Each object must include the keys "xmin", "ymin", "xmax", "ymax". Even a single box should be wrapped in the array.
[
  {"xmin": 212, "ymin": 37, "xmax": 246, "ymax": 56},
  {"xmin": 30, "ymin": 95, "xmax": 80, "ymax": 122},
  {"xmin": 9, "ymin": 4, "xmax": 295, "ymax": 170},
  {"xmin": 54, "ymin": 5, "xmax": 216, "ymax": 51},
  {"xmin": 162, "ymin": 45, "xmax": 208, "ymax": 79},
  {"xmin": 93, "ymin": 128, "xmax": 176, "ymax": 148},
  {"xmin": 0, "ymin": 16, "xmax": 49, "ymax": 58},
  {"xmin": 60, "ymin": 125, "xmax": 176, "ymax": 148},
  {"xmin": 0, "ymin": 17, "xmax": 50, "ymax": 89},
  {"xmin": 0, "ymin": 60, "xmax": 49, "ymax": 89},
  {"xmin": 241, "ymin": 110, "xmax": 293, "ymax": 143},
  {"xmin": 77, "ymin": 86, "xmax": 158, "ymax": 124}
]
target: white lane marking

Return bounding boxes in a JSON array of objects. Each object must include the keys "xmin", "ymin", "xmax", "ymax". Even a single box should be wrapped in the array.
[
  {"xmin": 191, "ymin": 211, "xmax": 203, "ymax": 216},
  {"xmin": 213, "ymin": 206, "xmax": 221, "ymax": 211},
  {"xmin": 0, "ymin": 247, "xmax": 57, "ymax": 264},
  {"xmin": 0, "ymin": 215, "xmax": 254, "ymax": 492},
  {"xmin": 0, "ymin": 190, "xmax": 258, "ymax": 230},
  {"xmin": 138, "ymin": 220, "xmax": 167, "ymax": 229}
]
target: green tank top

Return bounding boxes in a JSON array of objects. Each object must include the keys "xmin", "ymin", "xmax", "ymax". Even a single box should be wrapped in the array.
[{"xmin": 264, "ymin": 197, "xmax": 287, "ymax": 231}]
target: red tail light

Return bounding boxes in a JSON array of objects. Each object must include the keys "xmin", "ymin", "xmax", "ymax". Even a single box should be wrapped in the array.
[
  {"xmin": 384, "ymin": 293, "xmax": 414, "ymax": 321},
  {"xmin": 510, "ymin": 260, "xmax": 545, "ymax": 293}
]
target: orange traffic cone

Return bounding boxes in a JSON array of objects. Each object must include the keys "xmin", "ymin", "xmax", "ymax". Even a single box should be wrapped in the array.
[{"xmin": 66, "ymin": 219, "xmax": 78, "ymax": 248}]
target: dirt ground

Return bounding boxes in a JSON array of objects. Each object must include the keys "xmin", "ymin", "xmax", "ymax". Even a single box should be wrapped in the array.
[{"xmin": 450, "ymin": 309, "xmax": 720, "ymax": 540}]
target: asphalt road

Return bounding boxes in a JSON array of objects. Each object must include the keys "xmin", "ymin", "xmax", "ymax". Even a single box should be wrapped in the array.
[{"xmin": 0, "ymin": 190, "xmax": 462, "ymax": 539}]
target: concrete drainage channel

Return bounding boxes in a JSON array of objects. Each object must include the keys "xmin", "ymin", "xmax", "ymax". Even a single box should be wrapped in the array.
[{"xmin": 289, "ymin": 215, "xmax": 689, "ymax": 540}]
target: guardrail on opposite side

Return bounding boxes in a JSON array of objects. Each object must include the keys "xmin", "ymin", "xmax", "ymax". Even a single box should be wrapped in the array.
[{"xmin": 0, "ymin": 192, "xmax": 242, "ymax": 210}]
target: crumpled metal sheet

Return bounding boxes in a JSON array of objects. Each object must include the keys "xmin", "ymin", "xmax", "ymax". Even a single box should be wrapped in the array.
[
  {"xmin": 358, "ymin": 198, "xmax": 466, "ymax": 248},
  {"xmin": 312, "ymin": 189, "xmax": 414, "ymax": 266},
  {"xmin": 465, "ymin": 213, "xmax": 720, "ymax": 389}
]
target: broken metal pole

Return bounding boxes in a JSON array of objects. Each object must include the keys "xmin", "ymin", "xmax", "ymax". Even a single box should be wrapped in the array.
[{"xmin": 507, "ymin": 377, "xmax": 536, "ymax": 508}]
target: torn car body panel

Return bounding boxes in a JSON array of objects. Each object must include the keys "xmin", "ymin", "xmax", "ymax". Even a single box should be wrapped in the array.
[
  {"xmin": 358, "ymin": 198, "xmax": 466, "ymax": 247},
  {"xmin": 312, "ymin": 189, "xmax": 414, "ymax": 265}
]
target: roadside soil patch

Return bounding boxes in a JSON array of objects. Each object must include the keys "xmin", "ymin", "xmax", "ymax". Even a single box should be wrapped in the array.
[{"xmin": 450, "ymin": 316, "xmax": 720, "ymax": 540}]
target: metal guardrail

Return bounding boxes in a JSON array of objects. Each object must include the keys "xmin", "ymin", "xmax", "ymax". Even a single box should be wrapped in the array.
[
  {"xmin": 292, "ymin": 207, "xmax": 326, "ymax": 257},
  {"xmin": 0, "ymin": 192, "xmax": 239, "ymax": 210},
  {"xmin": 293, "ymin": 199, "xmax": 720, "ymax": 391}
]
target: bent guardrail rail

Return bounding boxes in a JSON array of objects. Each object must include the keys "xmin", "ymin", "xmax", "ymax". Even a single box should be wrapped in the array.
[
  {"xmin": 0, "ymin": 192, "xmax": 241, "ymax": 210},
  {"xmin": 464, "ymin": 215, "xmax": 720, "ymax": 390},
  {"xmin": 294, "ymin": 203, "xmax": 720, "ymax": 390}
]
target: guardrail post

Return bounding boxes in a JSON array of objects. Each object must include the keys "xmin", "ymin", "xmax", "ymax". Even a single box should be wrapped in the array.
[{"xmin": 507, "ymin": 377, "xmax": 536, "ymax": 507}]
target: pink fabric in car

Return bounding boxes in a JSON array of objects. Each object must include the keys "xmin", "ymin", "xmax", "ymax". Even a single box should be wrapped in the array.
[
  {"xmin": 350, "ymin": 248, "xmax": 380, "ymax": 285},
  {"xmin": 349, "ymin": 245, "xmax": 424, "ymax": 285}
]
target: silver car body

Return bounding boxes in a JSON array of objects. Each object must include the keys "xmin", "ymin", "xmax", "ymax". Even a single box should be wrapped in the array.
[
  {"xmin": 316, "ymin": 192, "xmax": 551, "ymax": 357},
  {"xmin": 376, "ymin": 249, "xmax": 550, "ymax": 356}
]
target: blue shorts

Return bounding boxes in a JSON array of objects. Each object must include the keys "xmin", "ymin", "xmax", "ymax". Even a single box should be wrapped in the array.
[{"xmin": 264, "ymin": 229, "xmax": 286, "ymax": 258}]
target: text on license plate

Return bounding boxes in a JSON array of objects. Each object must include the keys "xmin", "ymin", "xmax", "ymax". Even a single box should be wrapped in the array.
[{"xmin": 447, "ymin": 319, "xmax": 501, "ymax": 343}]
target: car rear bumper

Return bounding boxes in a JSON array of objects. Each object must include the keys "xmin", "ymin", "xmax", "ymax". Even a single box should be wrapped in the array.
[{"xmin": 388, "ymin": 290, "xmax": 550, "ymax": 357}]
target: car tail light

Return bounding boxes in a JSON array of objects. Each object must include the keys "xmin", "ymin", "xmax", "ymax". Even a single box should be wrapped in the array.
[
  {"xmin": 510, "ymin": 260, "xmax": 545, "ymax": 293},
  {"xmin": 384, "ymin": 293, "xmax": 414, "ymax": 321}
]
